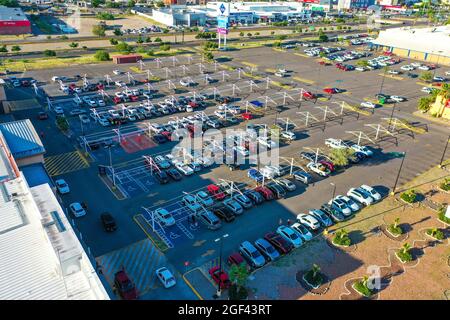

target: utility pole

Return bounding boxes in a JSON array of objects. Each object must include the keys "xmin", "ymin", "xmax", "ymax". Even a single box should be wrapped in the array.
[{"xmin": 213, "ymin": 234, "xmax": 229, "ymax": 299}]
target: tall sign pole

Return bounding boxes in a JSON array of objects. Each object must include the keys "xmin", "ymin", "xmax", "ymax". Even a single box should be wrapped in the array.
[{"xmin": 217, "ymin": 2, "xmax": 230, "ymax": 51}]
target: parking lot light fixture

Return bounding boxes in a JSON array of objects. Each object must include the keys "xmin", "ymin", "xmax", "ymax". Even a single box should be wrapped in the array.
[
  {"xmin": 214, "ymin": 234, "xmax": 229, "ymax": 298},
  {"xmin": 390, "ymin": 152, "xmax": 406, "ymax": 196}
]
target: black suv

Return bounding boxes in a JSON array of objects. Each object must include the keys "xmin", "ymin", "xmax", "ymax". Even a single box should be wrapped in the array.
[
  {"xmin": 101, "ymin": 212, "xmax": 117, "ymax": 232},
  {"xmin": 266, "ymin": 182, "xmax": 286, "ymax": 199},
  {"xmin": 154, "ymin": 170, "xmax": 169, "ymax": 184}
]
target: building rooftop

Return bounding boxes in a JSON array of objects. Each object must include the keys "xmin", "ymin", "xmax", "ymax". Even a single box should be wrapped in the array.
[
  {"xmin": 372, "ymin": 25, "xmax": 450, "ymax": 57},
  {"xmin": 0, "ymin": 119, "xmax": 45, "ymax": 159},
  {"xmin": 0, "ymin": 6, "xmax": 29, "ymax": 22}
]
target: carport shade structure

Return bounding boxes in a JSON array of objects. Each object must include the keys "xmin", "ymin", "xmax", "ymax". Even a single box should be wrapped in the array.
[{"xmin": 0, "ymin": 120, "xmax": 45, "ymax": 160}]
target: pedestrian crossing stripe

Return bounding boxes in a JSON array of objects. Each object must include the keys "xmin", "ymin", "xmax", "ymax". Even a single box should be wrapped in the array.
[
  {"xmin": 44, "ymin": 150, "xmax": 90, "ymax": 176},
  {"xmin": 96, "ymin": 239, "xmax": 164, "ymax": 296}
]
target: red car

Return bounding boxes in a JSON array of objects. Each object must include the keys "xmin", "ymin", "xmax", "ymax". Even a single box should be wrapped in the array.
[
  {"xmin": 383, "ymin": 51, "xmax": 394, "ymax": 56},
  {"xmin": 319, "ymin": 160, "xmax": 335, "ymax": 172},
  {"xmin": 302, "ymin": 91, "xmax": 316, "ymax": 100},
  {"xmin": 208, "ymin": 266, "xmax": 231, "ymax": 289},
  {"xmin": 129, "ymin": 95, "xmax": 139, "ymax": 102},
  {"xmin": 114, "ymin": 270, "xmax": 138, "ymax": 300},
  {"xmin": 161, "ymin": 131, "xmax": 172, "ymax": 141},
  {"xmin": 335, "ymin": 63, "xmax": 344, "ymax": 69},
  {"xmin": 96, "ymin": 84, "xmax": 104, "ymax": 91},
  {"xmin": 323, "ymin": 87, "xmax": 341, "ymax": 94},
  {"xmin": 113, "ymin": 96, "xmax": 122, "ymax": 104},
  {"xmin": 264, "ymin": 232, "xmax": 293, "ymax": 255},
  {"xmin": 241, "ymin": 112, "xmax": 253, "ymax": 120},
  {"xmin": 207, "ymin": 184, "xmax": 226, "ymax": 201},
  {"xmin": 254, "ymin": 186, "xmax": 274, "ymax": 200},
  {"xmin": 227, "ymin": 252, "xmax": 246, "ymax": 266}
]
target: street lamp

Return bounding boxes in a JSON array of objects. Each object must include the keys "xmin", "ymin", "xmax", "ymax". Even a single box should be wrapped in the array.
[
  {"xmin": 390, "ymin": 152, "xmax": 406, "ymax": 196},
  {"xmin": 214, "ymin": 233, "xmax": 229, "ymax": 298},
  {"xmin": 439, "ymin": 134, "xmax": 450, "ymax": 168},
  {"xmin": 330, "ymin": 182, "xmax": 336, "ymax": 199}
]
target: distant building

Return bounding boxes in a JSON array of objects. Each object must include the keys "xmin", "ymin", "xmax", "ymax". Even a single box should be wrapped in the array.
[
  {"xmin": 429, "ymin": 93, "xmax": 450, "ymax": 120},
  {"xmin": 0, "ymin": 119, "xmax": 45, "ymax": 167},
  {"xmin": 0, "ymin": 6, "xmax": 32, "ymax": 35},
  {"xmin": 0, "ymin": 129, "xmax": 109, "ymax": 300},
  {"xmin": 337, "ymin": 0, "xmax": 376, "ymax": 10},
  {"xmin": 151, "ymin": 7, "xmax": 207, "ymax": 27},
  {"xmin": 371, "ymin": 26, "xmax": 450, "ymax": 66}
]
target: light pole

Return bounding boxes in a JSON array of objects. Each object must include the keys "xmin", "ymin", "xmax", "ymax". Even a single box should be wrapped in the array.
[
  {"xmin": 214, "ymin": 233, "xmax": 229, "ymax": 298},
  {"xmin": 106, "ymin": 145, "xmax": 115, "ymax": 186},
  {"xmin": 439, "ymin": 134, "xmax": 450, "ymax": 168},
  {"xmin": 388, "ymin": 102, "xmax": 396, "ymax": 131},
  {"xmin": 390, "ymin": 152, "xmax": 406, "ymax": 196},
  {"xmin": 330, "ymin": 182, "xmax": 336, "ymax": 199},
  {"xmin": 379, "ymin": 66, "xmax": 388, "ymax": 95}
]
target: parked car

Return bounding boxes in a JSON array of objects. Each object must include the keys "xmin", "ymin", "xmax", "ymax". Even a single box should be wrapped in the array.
[
  {"xmin": 182, "ymin": 195, "xmax": 203, "ymax": 213},
  {"xmin": 207, "ymin": 184, "xmax": 226, "ymax": 201},
  {"xmin": 55, "ymin": 179, "xmax": 70, "ymax": 194},
  {"xmin": 223, "ymin": 198, "xmax": 244, "ymax": 215},
  {"xmin": 351, "ymin": 144, "xmax": 373, "ymax": 157},
  {"xmin": 273, "ymin": 178, "xmax": 296, "ymax": 191},
  {"xmin": 290, "ymin": 222, "xmax": 313, "ymax": 241},
  {"xmin": 264, "ymin": 232, "xmax": 293, "ymax": 254},
  {"xmin": 101, "ymin": 212, "xmax": 117, "ymax": 232},
  {"xmin": 254, "ymin": 186, "xmax": 274, "ymax": 200},
  {"xmin": 277, "ymin": 225, "xmax": 303, "ymax": 248},
  {"xmin": 154, "ymin": 208, "xmax": 176, "ymax": 226},
  {"xmin": 212, "ymin": 205, "xmax": 235, "ymax": 222},
  {"xmin": 244, "ymin": 189, "xmax": 265, "ymax": 205},
  {"xmin": 154, "ymin": 170, "xmax": 169, "ymax": 184},
  {"xmin": 320, "ymin": 204, "xmax": 346, "ymax": 222},
  {"xmin": 166, "ymin": 168, "xmax": 183, "ymax": 181},
  {"xmin": 361, "ymin": 101, "xmax": 376, "ymax": 109},
  {"xmin": 254, "ymin": 238, "xmax": 280, "ymax": 261},
  {"xmin": 196, "ymin": 191, "xmax": 215, "ymax": 207},
  {"xmin": 307, "ymin": 162, "xmax": 331, "ymax": 177},
  {"xmin": 239, "ymin": 241, "xmax": 266, "ymax": 268},
  {"xmin": 69, "ymin": 202, "xmax": 86, "ymax": 218},
  {"xmin": 293, "ymin": 171, "xmax": 311, "ymax": 184},
  {"xmin": 329, "ymin": 198, "xmax": 353, "ymax": 217},
  {"xmin": 156, "ymin": 267, "xmax": 176, "ymax": 289},
  {"xmin": 208, "ymin": 266, "xmax": 231, "ymax": 289},
  {"xmin": 233, "ymin": 194, "xmax": 253, "ymax": 209},
  {"xmin": 154, "ymin": 155, "xmax": 171, "ymax": 169},
  {"xmin": 197, "ymin": 210, "xmax": 222, "ymax": 230},
  {"xmin": 266, "ymin": 182, "xmax": 286, "ymax": 199},
  {"xmin": 247, "ymin": 168, "xmax": 264, "ymax": 183},
  {"xmin": 296, "ymin": 213, "xmax": 320, "ymax": 230},
  {"xmin": 175, "ymin": 163, "xmax": 194, "ymax": 176},
  {"xmin": 114, "ymin": 270, "xmax": 138, "ymax": 300},
  {"xmin": 38, "ymin": 112, "xmax": 48, "ymax": 120},
  {"xmin": 227, "ymin": 252, "xmax": 247, "ymax": 267},
  {"xmin": 335, "ymin": 195, "xmax": 360, "ymax": 212},
  {"xmin": 359, "ymin": 185, "xmax": 382, "ymax": 202},
  {"xmin": 325, "ymin": 138, "xmax": 347, "ymax": 149},
  {"xmin": 308, "ymin": 209, "xmax": 333, "ymax": 227},
  {"xmin": 347, "ymin": 187, "xmax": 374, "ymax": 206}
]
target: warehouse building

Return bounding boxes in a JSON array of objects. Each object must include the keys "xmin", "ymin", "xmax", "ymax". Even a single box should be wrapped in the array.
[
  {"xmin": 370, "ymin": 26, "xmax": 450, "ymax": 66},
  {"xmin": 0, "ymin": 6, "xmax": 31, "ymax": 35}
]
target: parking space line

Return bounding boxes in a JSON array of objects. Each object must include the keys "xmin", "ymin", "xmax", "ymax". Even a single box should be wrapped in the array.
[
  {"xmin": 176, "ymin": 221, "xmax": 194, "ymax": 239},
  {"xmin": 378, "ymin": 73, "xmax": 404, "ymax": 81},
  {"xmin": 292, "ymin": 76, "xmax": 315, "ymax": 85},
  {"xmin": 293, "ymin": 53, "xmax": 310, "ymax": 58},
  {"xmin": 182, "ymin": 268, "xmax": 204, "ymax": 300}
]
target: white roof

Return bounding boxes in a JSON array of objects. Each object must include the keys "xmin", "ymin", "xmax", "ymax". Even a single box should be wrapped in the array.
[
  {"xmin": 0, "ymin": 175, "xmax": 109, "ymax": 300},
  {"xmin": 372, "ymin": 26, "xmax": 450, "ymax": 57}
]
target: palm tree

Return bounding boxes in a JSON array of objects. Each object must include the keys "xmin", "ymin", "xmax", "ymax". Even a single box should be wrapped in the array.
[
  {"xmin": 361, "ymin": 275, "xmax": 369, "ymax": 288},
  {"xmin": 393, "ymin": 218, "xmax": 400, "ymax": 229},
  {"xmin": 338, "ymin": 228, "xmax": 348, "ymax": 240},
  {"xmin": 401, "ymin": 243, "xmax": 411, "ymax": 255},
  {"xmin": 430, "ymin": 227, "xmax": 438, "ymax": 237},
  {"xmin": 229, "ymin": 263, "xmax": 249, "ymax": 288},
  {"xmin": 311, "ymin": 264, "xmax": 321, "ymax": 279}
]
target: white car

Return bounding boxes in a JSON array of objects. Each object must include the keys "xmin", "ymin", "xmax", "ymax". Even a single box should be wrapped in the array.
[
  {"xmin": 347, "ymin": 187, "xmax": 374, "ymax": 206},
  {"xmin": 329, "ymin": 198, "xmax": 352, "ymax": 217},
  {"xmin": 79, "ymin": 114, "xmax": 90, "ymax": 124},
  {"xmin": 274, "ymin": 178, "xmax": 296, "ymax": 191},
  {"xmin": 55, "ymin": 179, "xmax": 70, "ymax": 194},
  {"xmin": 400, "ymin": 65, "xmax": 414, "ymax": 71},
  {"xmin": 97, "ymin": 99, "xmax": 106, "ymax": 107},
  {"xmin": 280, "ymin": 131, "xmax": 295, "ymax": 141},
  {"xmin": 360, "ymin": 184, "xmax": 381, "ymax": 202},
  {"xmin": 351, "ymin": 144, "xmax": 373, "ymax": 157},
  {"xmin": 390, "ymin": 95, "xmax": 406, "ymax": 102},
  {"xmin": 355, "ymin": 67, "xmax": 367, "ymax": 72},
  {"xmin": 179, "ymin": 79, "xmax": 191, "ymax": 87},
  {"xmin": 290, "ymin": 222, "xmax": 313, "ymax": 241},
  {"xmin": 113, "ymin": 70, "xmax": 122, "ymax": 75},
  {"xmin": 325, "ymin": 138, "xmax": 347, "ymax": 149},
  {"xmin": 421, "ymin": 87, "xmax": 434, "ymax": 94},
  {"xmin": 418, "ymin": 65, "xmax": 431, "ymax": 71},
  {"xmin": 54, "ymin": 106, "xmax": 65, "ymax": 115},
  {"xmin": 51, "ymin": 76, "xmax": 60, "ymax": 82},
  {"xmin": 307, "ymin": 162, "xmax": 330, "ymax": 177},
  {"xmin": 199, "ymin": 157, "xmax": 214, "ymax": 167},
  {"xmin": 433, "ymin": 76, "xmax": 445, "ymax": 82},
  {"xmin": 277, "ymin": 225, "xmax": 303, "ymax": 248},
  {"xmin": 360, "ymin": 101, "xmax": 376, "ymax": 109},
  {"xmin": 296, "ymin": 213, "xmax": 321, "ymax": 230},
  {"xmin": 175, "ymin": 163, "xmax": 194, "ymax": 176},
  {"xmin": 115, "ymin": 81, "xmax": 126, "ymax": 87},
  {"xmin": 274, "ymin": 72, "xmax": 285, "ymax": 78},
  {"xmin": 155, "ymin": 267, "xmax": 176, "ymax": 288},
  {"xmin": 387, "ymin": 70, "xmax": 400, "ymax": 75},
  {"xmin": 98, "ymin": 118, "xmax": 110, "ymax": 127},
  {"xmin": 154, "ymin": 208, "xmax": 176, "ymax": 226},
  {"xmin": 411, "ymin": 62, "xmax": 422, "ymax": 68},
  {"xmin": 69, "ymin": 202, "xmax": 86, "ymax": 218},
  {"xmin": 445, "ymin": 71, "xmax": 450, "ymax": 76},
  {"xmin": 335, "ymin": 195, "xmax": 360, "ymax": 212}
]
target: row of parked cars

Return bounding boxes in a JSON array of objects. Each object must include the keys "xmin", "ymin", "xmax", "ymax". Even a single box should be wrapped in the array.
[{"xmin": 224, "ymin": 184, "xmax": 382, "ymax": 272}]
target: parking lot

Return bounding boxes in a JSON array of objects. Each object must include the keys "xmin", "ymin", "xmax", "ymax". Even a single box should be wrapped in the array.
[{"xmin": 6, "ymin": 38, "xmax": 450, "ymax": 299}]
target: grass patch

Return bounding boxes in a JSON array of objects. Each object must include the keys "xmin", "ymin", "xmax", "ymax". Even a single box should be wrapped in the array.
[
  {"xmin": 388, "ymin": 224, "xmax": 402, "ymax": 236},
  {"xmin": 439, "ymin": 178, "xmax": 450, "ymax": 191},
  {"xmin": 396, "ymin": 250, "xmax": 413, "ymax": 263}
]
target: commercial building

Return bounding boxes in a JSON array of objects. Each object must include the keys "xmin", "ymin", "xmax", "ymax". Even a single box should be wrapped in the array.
[
  {"xmin": 337, "ymin": 0, "xmax": 376, "ymax": 10},
  {"xmin": 0, "ymin": 119, "xmax": 45, "ymax": 167},
  {"xmin": 0, "ymin": 6, "xmax": 32, "ymax": 35},
  {"xmin": 370, "ymin": 26, "xmax": 450, "ymax": 66},
  {"xmin": 151, "ymin": 7, "xmax": 208, "ymax": 27},
  {"xmin": 429, "ymin": 93, "xmax": 450, "ymax": 120},
  {"xmin": 0, "ymin": 127, "xmax": 109, "ymax": 300}
]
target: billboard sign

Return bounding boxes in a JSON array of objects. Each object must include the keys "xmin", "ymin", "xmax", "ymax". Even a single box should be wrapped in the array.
[
  {"xmin": 217, "ymin": 16, "xmax": 229, "ymax": 29},
  {"xmin": 217, "ymin": 2, "xmax": 230, "ymax": 16},
  {"xmin": 217, "ymin": 28, "xmax": 229, "ymax": 35}
]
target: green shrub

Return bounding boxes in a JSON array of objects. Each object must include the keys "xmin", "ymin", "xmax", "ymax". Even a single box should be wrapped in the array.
[
  {"xmin": 44, "ymin": 49, "xmax": 56, "ymax": 57},
  {"xmin": 438, "ymin": 207, "xmax": 450, "ymax": 224},
  {"xmin": 110, "ymin": 38, "xmax": 118, "ymax": 45},
  {"xmin": 388, "ymin": 218, "xmax": 402, "ymax": 236},
  {"xmin": 303, "ymin": 264, "xmax": 323, "ymax": 287},
  {"xmin": 332, "ymin": 229, "xmax": 351, "ymax": 247},
  {"xmin": 94, "ymin": 50, "xmax": 110, "ymax": 61},
  {"xmin": 96, "ymin": 12, "xmax": 115, "ymax": 20},
  {"xmin": 400, "ymin": 189, "xmax": 417, "ymax": 203},
  {"xmin": 396, "ymin": 243, "xmax": 412, "ymax": 262},
  {"xmin": 426, "ymin": 228, "xmax": 444, "ymax": 240},
  {"xmin": 439, "ymin": 178, "xmax": 450, "ymax": 191},
  {"xmin": 354, "ymin": 277, "xmax": 372, "ymax": 297},
  {"xmin": 159, "ymin": 44, "xmax": 170, "ymax": 51}
]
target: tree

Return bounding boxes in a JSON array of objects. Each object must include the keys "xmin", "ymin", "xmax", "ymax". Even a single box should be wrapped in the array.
[
  {"xmin": 154, "ymin": 37, "xmax": 162, "ymax": 43},
  {"xmin": 145, "ymin": 36, "xmax": 152, "ymax": 43},
  {"xmin": 147, "ymin": 49, "xmax": 154, "ymax": 56},
  {"xmin": 127, "ymin": 0, "xmax": 136, "ymax": 7},
  {"xmin": 136, "ymin": 36, "xmax": 144, "ymax": 44},
  {"xmin": 270, "ymin": 31, "xmax": 275, "ymax": 35},
  {"xmin": 400, "ymin": 243, "xmax": 411, "ymax": 255},
  {"xmin": 229, "ymin": 263, "xmax": 249, "ymax": 300},
  {"xmin": 115, "ymin": 41, "xmax": 133, "ymax": 53},
  {"xmin": 0, "ymin": 0, "xmax": 19, "ymax": 7},
  {"xmin": 356, "ymin": 60, "xmax": 369, "ymax": 67},
  {"xmin": 239, "ymin": 32, "xmax": 244, "ymax": 37},
  {"xmin": 44, "ymin": 49, "xmax": 56, "ymax": 57},
  {"xmin": 11, "ymin": 45, "xmax": 21, "ymax": 52},
  {"xmin": 94, "ymin": 50, "xmax": 110, "ymax": 61},
  {"xmin": 276, "ymin": 35, "xmax": 287, "ymax": 41},
  {"xmin": 319, "ymin": 33, "xmax": 328, "ymax": 42},
  {"xmin": 417, "ymin": 96, "xmax": 433, "ymax": 112},
  {"xmin": 0, "ymin": 45, "xmax": 8, "ymax": 53},
  {"xmin": 110, "ymin": 38, "xmax": 118, "ymax": 45},
  {"xmin": 69, "ymin": 42, "xmax": 79, "ymax": 48},
  {"xmin": 311, "ymin": 264, "xmax": 321, "ymax": 279},
  {"xmin": 155, "ymin": 0, "xmax": 165, "ymax": 8},
  {"xmin": 96, "ymin": 12, "xmax": 115, "ymax": 20},
  {"xmin": 328, "ymin": 148, "xmax": 355, "ymax": 167},
  {"xmin": 202, "ymin": 51, "xmax": 214, "ymax": 62},
  {"xmin": 419, "ymin": 71, "xmax": 433, "ymax": 83},
  {"xmin": 92, "ymin": 25, "xmax": 106, "ymax": 37},
  {"xmin": 159, "ymin": 44, "xmax": 170, "ymax": 51},
  {"xmin": 92, "ymin": 0, "xmax": 105, "ymax": 7},
  {"xmin": 113, "ymin": 28, "xmax": 123, "ymax": 36}
]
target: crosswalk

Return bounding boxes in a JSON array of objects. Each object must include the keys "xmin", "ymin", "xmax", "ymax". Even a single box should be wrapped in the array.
[
  {"xmin": 44, "ymin": 150, "xmax": 90, "ymax": 176},
  {"xmin": 96, "ymin": 239, "xmax": 165, "ymax": 296}
]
